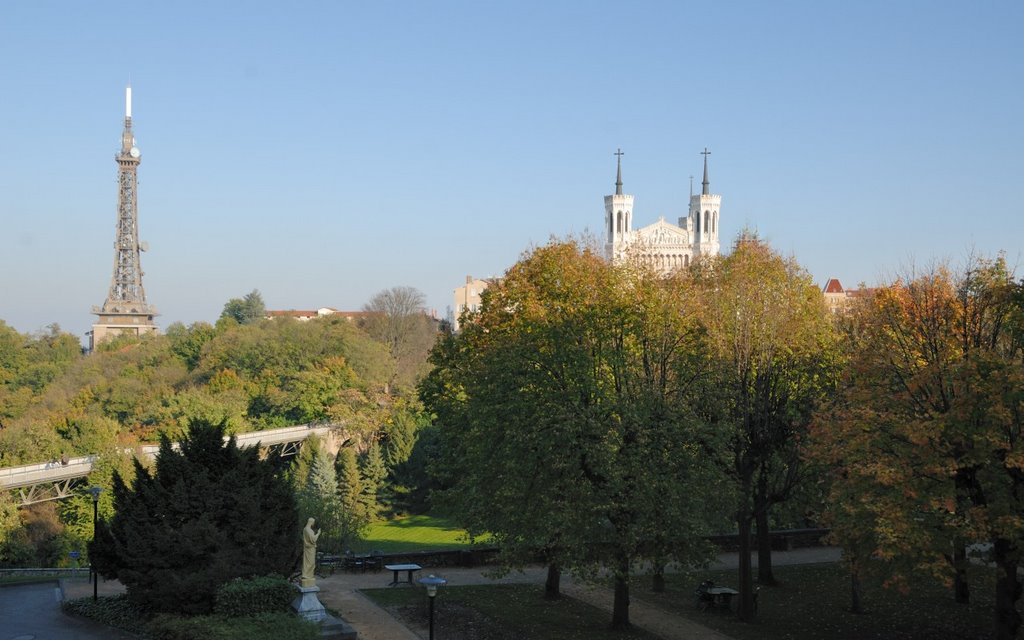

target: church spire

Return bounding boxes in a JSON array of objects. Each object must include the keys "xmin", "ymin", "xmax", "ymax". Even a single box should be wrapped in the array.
[
  {"xmin": 701, "ymin": 147, "xmax": 711, "ymax": 195},
  {"xmin": 614, "ymin": 148, "xmax": 624, "ymax": 195}
]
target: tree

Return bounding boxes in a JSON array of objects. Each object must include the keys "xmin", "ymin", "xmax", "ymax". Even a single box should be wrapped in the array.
[
  {"xmin": 361, "ymin": 286, "xmax": 437, "ymax": 389},
  {"xmin": 688, "ymin": 235, "xmax": 839, "ymax": 619},
  {"xmin": 90, "ymin": 419, "xmax": 298, "ymax": 614},
  {"xmin": 220, "ymin": 289, "xmax": 266, "ymax": 325},
  {"xmin": 422, "ymin": 240, "xmax": 720, "ymax": 627},
  {"xmin": 808, "ymin": 257, "xmax": 1024, "ymax": 639},
  {"xmin": 335, "ymin": 447, "xmax": 367, "ymax": 526},
  {"xmin": 358, "ymin": 442, "xmax": 388, "ymax": 520},
  {"xmin": 294, "ymin": 442, "xmax": 362, "ymax": 553},
  {"xmin": 166, "ymin": 321, "xmax": 217, "ymax": 370}
]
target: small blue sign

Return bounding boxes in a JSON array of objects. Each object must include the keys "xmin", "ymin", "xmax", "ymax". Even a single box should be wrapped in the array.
[{"xmin": 69, "ymin": 551, "xmax": 81, "ymax": 559}]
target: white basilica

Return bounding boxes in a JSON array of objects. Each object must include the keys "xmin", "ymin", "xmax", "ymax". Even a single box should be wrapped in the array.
[{"xmin": 604, "ymin": 149, "xmax": 721, "ymax": 271}]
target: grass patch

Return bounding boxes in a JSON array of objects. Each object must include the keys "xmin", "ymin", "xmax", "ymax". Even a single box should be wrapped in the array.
[
  {"xmin": 363, "ymin": 583, "xmax": 659, "ymax": 640},
  {"xmin": 631, "ymin": 562, "xmax": 1014, "ymax": 640},
  {"xmin": 351, "ymin": 515, "xmax": 488, "ymax": 553}
]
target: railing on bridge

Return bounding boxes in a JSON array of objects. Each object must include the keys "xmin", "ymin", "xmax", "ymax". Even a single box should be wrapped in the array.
[{"xmin": 0, "ymin": 423, "xmax": 336, "ymax": 507}]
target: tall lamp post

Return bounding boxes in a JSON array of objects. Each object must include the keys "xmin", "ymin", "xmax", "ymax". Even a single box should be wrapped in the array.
[
  {"xmin": 88, "ymin": 486, "xmax": 103, "ymax": 601},
  {"xmin": 418, "ymin": 574, "xmax": 447, "ymax": 640}
]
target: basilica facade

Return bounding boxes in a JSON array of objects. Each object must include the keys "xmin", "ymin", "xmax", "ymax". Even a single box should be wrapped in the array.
[{"xmin": 604, "ymin": 149, "xmax": 721, "ymax": 271}]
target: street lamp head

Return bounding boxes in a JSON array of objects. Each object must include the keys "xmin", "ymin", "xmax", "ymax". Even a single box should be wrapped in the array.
[
  {"xmin": 419, "ymin": 574, "xmax": 447, "ymax": 597},
  {"xmin": 89, "ymin": 486, "xmax": 103, "ymax": 503}
]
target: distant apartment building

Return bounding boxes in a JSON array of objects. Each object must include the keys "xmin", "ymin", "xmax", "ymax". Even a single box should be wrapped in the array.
[
  {"xmin": 822, "ymin": 278, "xmax": 875, "ymax": 314},
  {"xmin": 453, "ymin": 276, "xmax": 495, "ymax": 332}
]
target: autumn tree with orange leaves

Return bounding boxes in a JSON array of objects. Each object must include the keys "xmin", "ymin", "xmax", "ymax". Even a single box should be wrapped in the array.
[{"xmin": 809, "ymin": 255, "xmax": 1024, "ymax": 639}]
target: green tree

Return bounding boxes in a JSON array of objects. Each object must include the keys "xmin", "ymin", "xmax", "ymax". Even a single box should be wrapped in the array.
[
  {"xmin": 90, "ymin": 419, "xmax": 298, "ymax": 614},
  {"xmin": 335, "ymin": 447, "xmax": 366, "ymax": 526},
  {"xmin": 220, "ymin": 289, "xmax": 266, "ymax": 325},
  {"xmin": 358, "ymin": 442, "xmax": 388, "ymax": 520},
  {"xmin": 166, "ymin": 321, "xmax": 217, "ymax": 370},
  {"xmin": 422, "ymin": 240, "xmax": 720, "ymax": 627},
  {"xmin": 688, "ymin": 235, "xmax": 839, "ymax": 619}
]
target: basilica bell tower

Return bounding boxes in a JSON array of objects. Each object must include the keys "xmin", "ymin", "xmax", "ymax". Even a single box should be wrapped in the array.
[
  {"xmin": 89, "ymin": 86, "xmax": 158, "ymax": 351},
  {"xmin": 604, "ymin": 148, "xmax": 634, "ymax": 262}
]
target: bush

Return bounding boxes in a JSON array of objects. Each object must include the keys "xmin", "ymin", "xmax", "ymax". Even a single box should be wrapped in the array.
[
  {"xmin": 214, "ymin": 574, "xmax": 295, "ymax": 617},
  {"xmin": 148, "ymin": 612, "xmax": 318, "ymax": 640},
  {"xmin": 90, "ymin": 419, "xmax": 299, "ymax": 614},
  {"xmin": 62, "ymin": 594, "xmax": 150, "ymax": 635}
]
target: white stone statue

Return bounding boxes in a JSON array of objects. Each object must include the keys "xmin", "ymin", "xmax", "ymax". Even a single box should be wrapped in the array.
[{"xmin": 301, "ymin": 517, "xmax": 321, "ymax": 587}]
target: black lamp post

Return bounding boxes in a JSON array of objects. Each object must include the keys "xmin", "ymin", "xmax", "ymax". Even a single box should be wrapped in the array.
[
  {"xmin": 418, "ymin": 574, "xmax": 447, "ymax": 640},
  {"xmin": 88, "ymin": 486, "xmax": 103, "ymax": 601}
]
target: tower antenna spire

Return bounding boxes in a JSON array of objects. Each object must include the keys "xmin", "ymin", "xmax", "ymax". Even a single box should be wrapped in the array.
[
  {"xmin": 701, "ymin": 148, "xmax": 711, "ymax": 195},
  {"xmin": 614, "ymin": 148, "xmax": 624, "ymax": 196}
]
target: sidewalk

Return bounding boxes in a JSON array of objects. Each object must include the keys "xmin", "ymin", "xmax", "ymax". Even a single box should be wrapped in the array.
[{"xmin": 58, "ymin": 547, "xmax": 842, "ymax": 640}]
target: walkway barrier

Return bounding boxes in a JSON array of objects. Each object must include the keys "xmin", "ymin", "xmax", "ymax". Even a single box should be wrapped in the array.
[{"xmin": 705, "ymin": 528, "xmax": 830, "ymax": 551}]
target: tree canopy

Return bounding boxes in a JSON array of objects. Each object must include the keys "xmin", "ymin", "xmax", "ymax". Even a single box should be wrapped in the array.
[
  {"xmin": 361, "ymin": 286, "xmax": 438, "ymax": 390},
  {"xmin": 808, "ymin": 256, "xmax": 1024, "ymax": 639},
  {"xmin": 90, "ymin": 419, "xmax": 298, "ymax": 614},
  {"xmin": 685, "ymin": 235, "xmax": 840, "ymax": 618},
  {"xmin": 422, "ymin": 240, "xmax": 721, "ymax": 628},
  {"xmin": 219, "ymin": 289, "xmax": 267, "ymax": 325}
]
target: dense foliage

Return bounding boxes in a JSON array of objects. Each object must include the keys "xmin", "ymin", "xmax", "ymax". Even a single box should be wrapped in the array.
[
  {"xmin": 687, "ymin": 235, "xmax": 840, "ymax": 618},
  {"xmin": 214, "ymin": 575, "xmax": 296, "ymax": 617},
  {"xmin": 808, "ymin": 257, "xmax": 1024, "ymax": 639},
  {"xmin": 63, "ymin": 594, "xmax": 318, "ymax": 640},
  {"xmin": 90, "ymin": 419, "xmax": 299, "ymax": 614},
  {"xmin": 1, "ymin": 294, "xmax": 437, "ymax": 566},
  {"xmin": 423, "ymin": 240, "xmax": 724, "ymax": 628}
]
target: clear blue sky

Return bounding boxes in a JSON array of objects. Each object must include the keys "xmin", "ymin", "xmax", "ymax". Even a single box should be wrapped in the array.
[{"xmin": 2, "ymin": 1, "xmax": 1022, "ymax": 340}]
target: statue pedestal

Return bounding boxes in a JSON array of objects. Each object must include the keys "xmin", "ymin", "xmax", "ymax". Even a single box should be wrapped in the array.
[
  {"xmin": 291, "ymin": 585, "xmax": 358, "ymax": 639},
  {"xmin": 292, "ymin": 584, "xmax": 327, "ymax": 622}
]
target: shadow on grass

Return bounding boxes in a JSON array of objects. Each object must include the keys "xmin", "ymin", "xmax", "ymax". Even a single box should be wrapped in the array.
[
  {"xmin": 630, "ymin": 562, "xmax": 1011, "ymax": 640},
  {"xmin": 363, "ymin": 583, "xmax": 660, "ymax": 640}
]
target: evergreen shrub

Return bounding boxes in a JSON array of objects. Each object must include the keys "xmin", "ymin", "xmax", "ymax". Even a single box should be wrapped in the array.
[
  {"xmin": 148, "ymin": 612, "xmax": 318, "ymax": 640},
  {"xmin": 90, "ymin": 419, "xmax": 299, "ymax": 614},
  {"xmin": 214, "ymin": 574, "xmax": 295, "ymax": 617}
]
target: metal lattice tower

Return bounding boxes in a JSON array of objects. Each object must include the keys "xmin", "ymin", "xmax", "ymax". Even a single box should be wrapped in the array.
[{"xmin": 90, "ymin": 86, "xmax": 158, "ymax": 350}]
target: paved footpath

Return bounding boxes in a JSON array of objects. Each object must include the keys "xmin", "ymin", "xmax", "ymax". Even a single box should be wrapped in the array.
[
  {"xmin": 50, "ymin": 547, "xmax": 841, "ymax": 640},
  {"xmin": 1, "ymin": 580, "xmax": 136, "ymax": 640},
  {"xmin": 315, "ymin": 546, "xmax": 841, "ymax": 640}
]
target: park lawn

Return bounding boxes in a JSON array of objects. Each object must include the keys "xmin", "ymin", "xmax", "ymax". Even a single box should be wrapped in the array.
[
  {"xmin": 350, "ymin": 514, "xmax": 489, "ymax": 553},
  {"xmin": 631, "ymin": 562, "xmax": 1011, "ymax": 640},
  {"xmin": 363, "ymin": 583, "xmax": 659, "ymax": 640}
]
